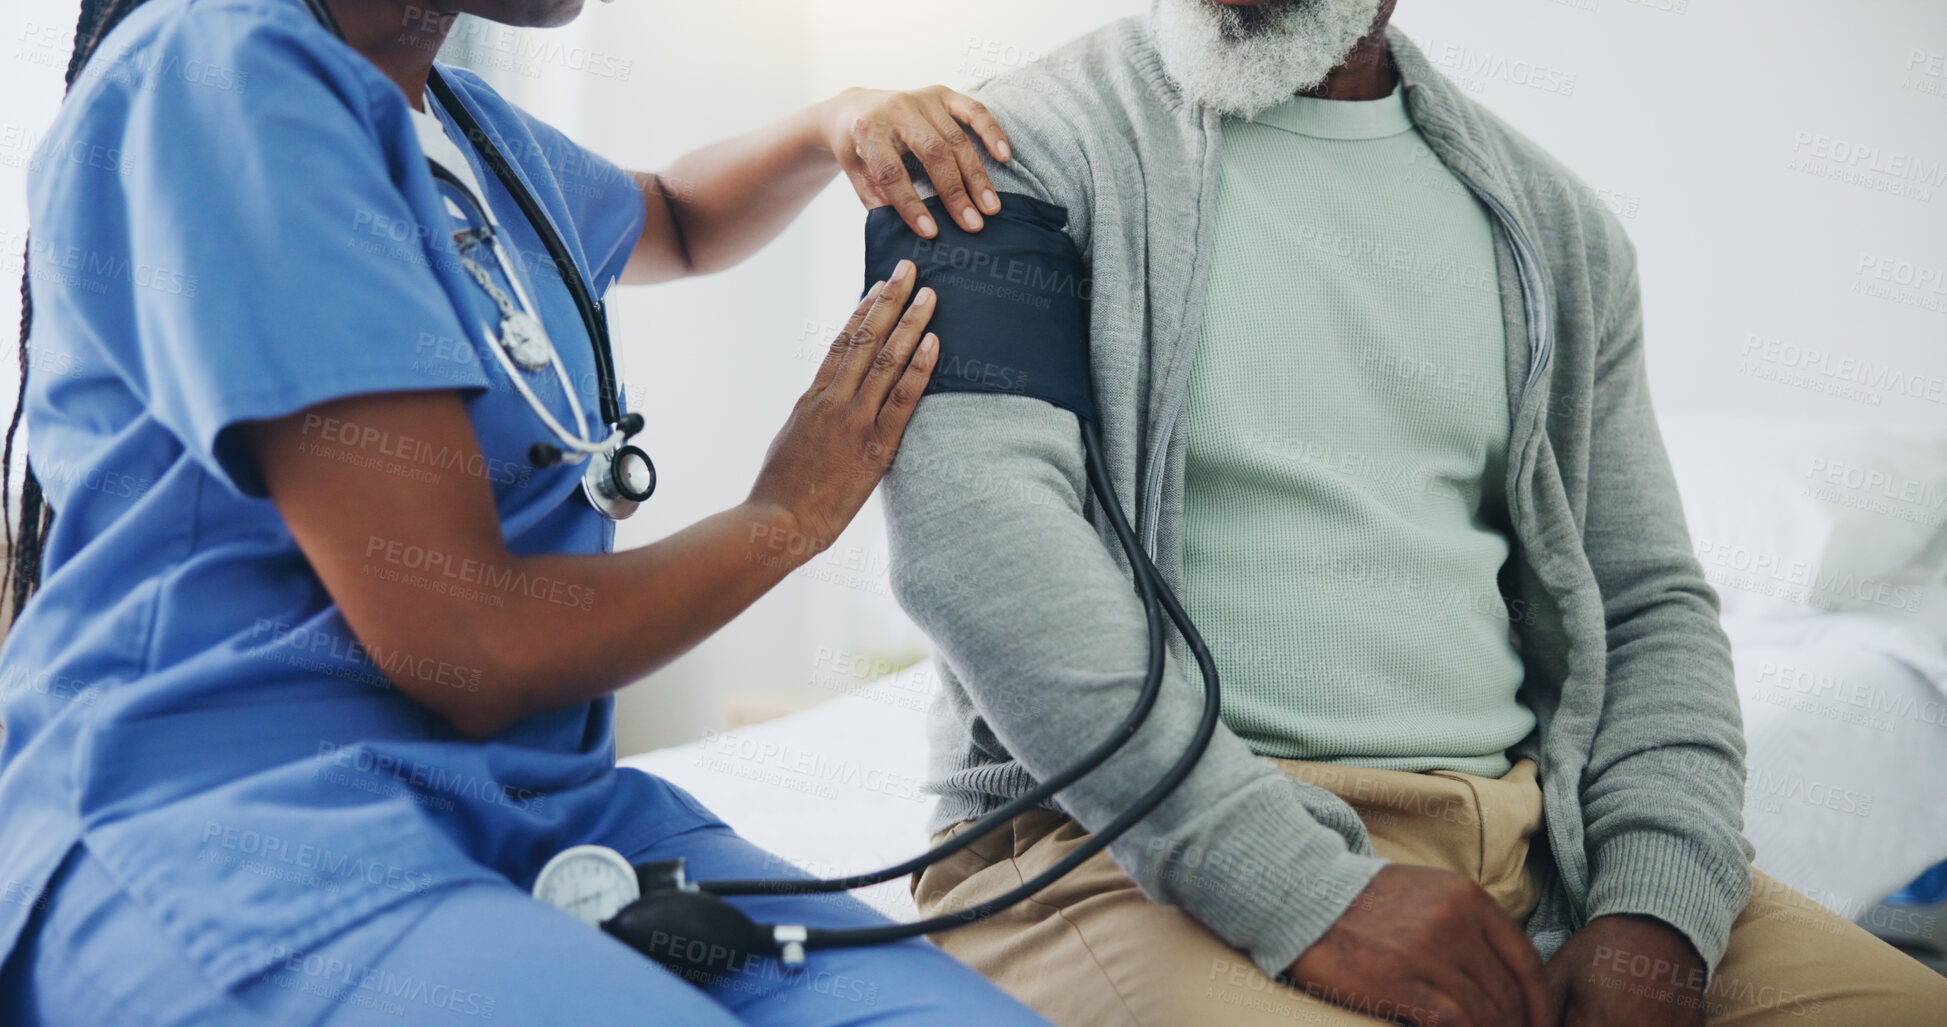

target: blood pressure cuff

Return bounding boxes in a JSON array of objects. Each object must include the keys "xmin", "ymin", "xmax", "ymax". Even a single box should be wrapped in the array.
[{"xmin": 863, "ymin": 193, "xmax": 1095, "ymax": 423}]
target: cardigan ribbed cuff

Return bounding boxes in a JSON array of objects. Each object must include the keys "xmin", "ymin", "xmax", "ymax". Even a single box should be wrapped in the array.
[
  {"xmin": 1583, "ymin": 828, "xmax": 1753, "ymax": 978},
  {"xmin": 1143, "ymin": 774, "xmax": 1389, "ymax": 979},
  {"xmin": 930, "ymin": 766, "xmax": 1386, "ymax": 979}
]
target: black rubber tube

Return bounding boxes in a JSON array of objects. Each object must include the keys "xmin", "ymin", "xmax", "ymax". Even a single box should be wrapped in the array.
[
  {"xmin": 699, "ymin": 419, "xmax": 1168, "ymax": 897},
  {"xmin": 787, "ymin": 419, "xmax": 1224, "ymax": 950}
]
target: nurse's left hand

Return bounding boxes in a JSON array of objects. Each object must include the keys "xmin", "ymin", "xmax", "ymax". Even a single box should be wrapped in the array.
[{"xmin": 820, "ymin": 85, "xmax": 1011, "ymax": 239}]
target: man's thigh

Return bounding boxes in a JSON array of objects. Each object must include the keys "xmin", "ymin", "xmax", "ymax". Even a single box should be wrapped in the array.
[
  {"xmin": 914, "ymin": 809, "xmax": 1405, "ymax": 1027},
  {"xmin": 1705, "ymin": 870, "xmax": 1947, "ymax": 1026}
]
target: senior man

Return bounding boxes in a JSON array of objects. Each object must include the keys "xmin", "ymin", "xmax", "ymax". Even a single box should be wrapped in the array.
[{"xmin": 878, "ymin": 1, "xmax": 1947, "ymax": 1024}]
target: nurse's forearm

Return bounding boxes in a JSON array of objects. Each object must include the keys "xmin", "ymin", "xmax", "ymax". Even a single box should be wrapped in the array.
[
  {"xmin": 621, "ymin": 103, "xmax": 839, "ymax": 284},
  {"xmin": 618, "ymin": 85, "xmax": 1010, "ymax": 284},
  {"xmin": 452, "ymin": 502, "xmax": 818, "ymax": 734},
  {"xmin": 257, "ymin": 278, "xmax": 931, "ymax": 740}
]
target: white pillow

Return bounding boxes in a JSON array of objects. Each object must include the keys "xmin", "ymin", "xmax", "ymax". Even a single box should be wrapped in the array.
[{"xmin": 1658, "ymin": 413, "xmax": 1947, "ymax": 631}]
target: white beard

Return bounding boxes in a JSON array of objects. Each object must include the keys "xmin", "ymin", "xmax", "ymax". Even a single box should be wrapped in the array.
[{"xmin": 1151, "ymin": 0, "xmax": 1387, "ymax": 118}]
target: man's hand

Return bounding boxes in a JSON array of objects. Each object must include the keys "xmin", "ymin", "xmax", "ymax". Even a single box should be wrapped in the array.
[
  {"xmin": 1544, "ymin": 914, "xmax": 1708, "ymax": 1027},
  {"xmin": 1287, "ymin": 864, "xmax": 1556, "ymax": 1027}
]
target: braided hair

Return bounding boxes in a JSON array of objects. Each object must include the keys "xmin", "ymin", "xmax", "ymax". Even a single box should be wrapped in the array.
[{"xmin": 4, "ymin": 0, "xmax": 153, "ymax": 623}]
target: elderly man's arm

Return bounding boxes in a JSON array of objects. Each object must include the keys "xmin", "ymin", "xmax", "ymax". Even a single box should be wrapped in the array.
[
  {"xmin": 883, "ymin": 391, "xmax": 1386, "ymax": 977},
  {"xmin": 875, "ymin": 79, "xmax": 1391, "ymax": 973},
  {"xmin": 1571, "ymin": 231, "xmax": 1756, "ymax": 975}
]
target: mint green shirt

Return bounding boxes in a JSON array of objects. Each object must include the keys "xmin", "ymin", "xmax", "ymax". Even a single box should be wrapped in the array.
[{"xmin": 1182, "ymin": 87, "xmax": 1534, "ymax": 776}]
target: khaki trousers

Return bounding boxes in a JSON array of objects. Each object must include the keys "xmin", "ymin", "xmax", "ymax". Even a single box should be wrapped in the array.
[{"xmin": 915, "ymin": 759, "xmax": 1947, "ymax": 1026}]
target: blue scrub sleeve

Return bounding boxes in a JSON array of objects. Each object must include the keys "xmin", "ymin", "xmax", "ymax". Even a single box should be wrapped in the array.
[{"xmin": 113, "ymin": 8, "xmax": 491, "ymax": 499}]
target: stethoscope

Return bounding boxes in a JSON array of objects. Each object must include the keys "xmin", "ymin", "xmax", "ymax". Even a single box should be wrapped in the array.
[{"xmin": 299, "ymin": 0, "xmax": 655, "ymax": 520}]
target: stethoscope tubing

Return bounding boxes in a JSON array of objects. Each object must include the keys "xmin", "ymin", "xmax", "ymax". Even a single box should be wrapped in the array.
[
  {"xmin": 699, "ymin": 420, "xmax": 1173, "ymax": 897},
  {"xmin": 721, "ymin": 419, "xmax": 1225, "ymax": 953},
  {"xmin": 423, "ymin": 68, "xmax": 625, "ymax": 430},
  {"xmin": 421, "ymin": 100, "xmax": 608, "ymax": 461},
  {"xmin": 298, "ymin": 0, "xmax": 630, "ymax": 459}
]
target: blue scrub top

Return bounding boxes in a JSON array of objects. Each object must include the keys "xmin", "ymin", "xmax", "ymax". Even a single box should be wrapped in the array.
[{"xmin": 0, "ymin": 0, "xmax": 659, "ymax": 991}]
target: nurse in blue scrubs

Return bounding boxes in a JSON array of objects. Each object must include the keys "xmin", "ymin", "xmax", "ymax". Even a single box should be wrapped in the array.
[{"xmin": 0, "ymin": 0, "xmax": 1043, "ymax": 1023}]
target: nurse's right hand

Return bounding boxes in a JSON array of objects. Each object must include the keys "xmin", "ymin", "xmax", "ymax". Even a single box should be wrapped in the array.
[{"xmin": 747, "ymin": 258, "xmax": 938, "ymax": 557}]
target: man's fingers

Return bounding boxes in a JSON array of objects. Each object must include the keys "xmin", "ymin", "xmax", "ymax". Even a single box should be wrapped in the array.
[
  {"xmin": 828, "ymin": 263, "xmax": 916, "ymax": 398},
  {"xmin": 874, "ymin": 332, "xmax": 939, "ymax": 439},
  {"xmin": 1426, "ymin": 959, "xmax": 1500, "ymax": 1027},
  {"xmin": 1403, "ymin": 984, "xmax": 1471, "ymax": 1027},
  {"xmin": 858, "ymin": 287, "xmax": 935, "ymax": 410},
  {"xmin": 1453, "ymin": 938, "xmax": 1525, "ymax": 1027},
  {"xmin": 1479, "ymin": 906, "xmax": 1556, "ymax": 1027},
  {"xmin": 1542, "ymin": 947, "xmax": 1576, "ymax": 1013},
  {"xmin": 921, "ymin": 101, "xmax": 1000, "ymax": 220},
  {"xmin": 856, "ymin": 124, "xmax": 938, "ymax": 238},
  {"xmin": 942, "ymin": 89, "xmax": 1010, "ymax": 165}
]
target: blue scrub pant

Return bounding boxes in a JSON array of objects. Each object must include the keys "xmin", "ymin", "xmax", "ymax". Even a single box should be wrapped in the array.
[{"xmin": 0, "ymin": 776, "xmax": 1047, "ymax": 1026}]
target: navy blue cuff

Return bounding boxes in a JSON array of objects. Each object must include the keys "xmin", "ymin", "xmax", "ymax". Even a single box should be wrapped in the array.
[{"xmin": 863, "ymin": 193, "xmax": 1095, "ymax": 423}]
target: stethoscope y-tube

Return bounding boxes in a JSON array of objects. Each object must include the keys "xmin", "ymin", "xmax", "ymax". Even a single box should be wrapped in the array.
[{"xmin": 421, "ymin": 70, "xmax": 657, "ymax": 519}]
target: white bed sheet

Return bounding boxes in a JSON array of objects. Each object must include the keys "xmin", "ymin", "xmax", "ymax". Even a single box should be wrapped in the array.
[
  {"xmin": 620, "ymin": 666, "xmax": 938, "ymax": 921},
  {"xmin": 1729, "ymin": 612, "xmax": 1947, "ymax": 917},
  {"xmin": 620, "ymin": 617, "xmax": 1947, "ymax": 924}
]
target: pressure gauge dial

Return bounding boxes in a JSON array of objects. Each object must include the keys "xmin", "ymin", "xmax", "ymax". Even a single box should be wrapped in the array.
[{"xmin": 532, "ymin": 844, "xmax": 640, "ymax": 926}]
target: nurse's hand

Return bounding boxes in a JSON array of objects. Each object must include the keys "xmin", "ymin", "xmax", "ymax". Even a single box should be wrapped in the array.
[
  {"xmin": 748, "ymin": 259, "xmax": 937, "ymax": 556},
  {"xmin": 819, "ymin": 84, "xmax": 1011, "ymax": 238}
]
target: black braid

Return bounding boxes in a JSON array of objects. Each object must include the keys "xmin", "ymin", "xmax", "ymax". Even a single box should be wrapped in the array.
[
  {"xmin": 4, "ymin": 254, "xmax": 40, "ymax": 624},
  {"xmin": 6, "ymin": 0, "xmax": 151, "ymax": 624}
]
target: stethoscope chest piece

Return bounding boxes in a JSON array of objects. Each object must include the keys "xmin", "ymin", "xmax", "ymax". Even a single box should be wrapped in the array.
[{"xmin": 582, "ymin": 441, "xmax": 656, "ymax": 520}]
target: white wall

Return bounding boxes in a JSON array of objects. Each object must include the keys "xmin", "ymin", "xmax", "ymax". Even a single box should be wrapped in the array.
[
  {"xmin": 1392, "ymin": 0, "xmax": 1947, "ymax": 421},
  {"xmin": 3, "ymin": 1, "xmax": 1941, "ymax": 753}
]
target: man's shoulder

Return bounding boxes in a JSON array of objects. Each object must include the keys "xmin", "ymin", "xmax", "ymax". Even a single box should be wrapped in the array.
[
  {"xmin": 959, "ymin": 17, "xmax": 1186, "ymax": 229},
  {"xmin": 1391, "ymin": 28, "xmax": 1637, "ymax": 277},
  {"xmin": 970, "ymin": 17, "xmax": 1141, "ymax": 95},
  {"xmin": 1478, "ymin": 103, "xmax": 1633, "ymax": 258},
  {"xmin": 1455, "ymin": 109, "xmax": 1640, "ymax": 348},
  {"xmin": 965, "ymin": 18, "xmax": 1170, "ymax": 163}
]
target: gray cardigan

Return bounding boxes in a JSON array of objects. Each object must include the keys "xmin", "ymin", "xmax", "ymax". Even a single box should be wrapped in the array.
[{"xmin": 882, "ymin": 17, "xmax": 1753, "ymax": 980}]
